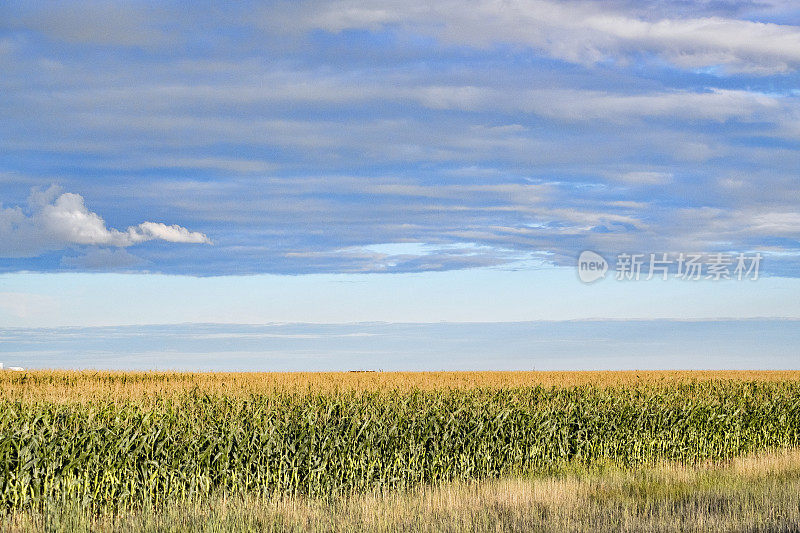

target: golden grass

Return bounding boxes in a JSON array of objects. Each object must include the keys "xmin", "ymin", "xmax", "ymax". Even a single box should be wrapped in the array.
[{"xmin": 2, "ymin": 370, "xmax": 799, "ymax": 402}]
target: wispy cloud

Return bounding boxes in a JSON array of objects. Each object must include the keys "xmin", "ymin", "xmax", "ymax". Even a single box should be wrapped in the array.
[
  {"xmin": 263, "ymin": 0, "xmax": 800, "ymax": 74},
  {"xmin": 1, "ymin": 1, "xmax": 799, "ymax": 276}
]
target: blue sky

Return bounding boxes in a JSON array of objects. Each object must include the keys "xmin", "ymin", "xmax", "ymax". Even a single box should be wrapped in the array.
[{"xmin": 1, "ymin": 1, "xmax": 800, "ymax": 353}]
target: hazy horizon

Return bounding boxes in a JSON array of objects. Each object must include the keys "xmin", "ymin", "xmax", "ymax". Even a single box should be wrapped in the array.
[{"xmin": 4, "ymin": 319, "xmax": 798, "ymax": 372}]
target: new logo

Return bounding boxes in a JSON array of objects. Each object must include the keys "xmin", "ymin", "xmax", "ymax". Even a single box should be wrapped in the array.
[{"xmin": 577, "ymin": 251, "xmax": 607, "ymax": 283}]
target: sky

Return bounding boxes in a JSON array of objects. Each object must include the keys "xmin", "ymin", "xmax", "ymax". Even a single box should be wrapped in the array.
[
  {"xmin": 1, "ymin": 1, "xmax": 799, "ymax": 368},
  {"xmin": 4, "ymin": 321, "xmax": 799, "ymax": 371}
]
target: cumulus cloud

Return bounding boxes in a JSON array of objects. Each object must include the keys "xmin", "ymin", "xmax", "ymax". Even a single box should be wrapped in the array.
[{"xmin": 0, "ymin": 186, "xmax": 211, "ymax": 258}]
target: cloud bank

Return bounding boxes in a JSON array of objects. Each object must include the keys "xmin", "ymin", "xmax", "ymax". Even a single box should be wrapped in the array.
[{"xmin": 1, "ymin": 1, "xmax": 799, "ymax": 276}]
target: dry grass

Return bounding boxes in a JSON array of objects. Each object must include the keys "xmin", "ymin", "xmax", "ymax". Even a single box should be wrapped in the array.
[
  {"xmin": 2, "ymin": 370, "xmax": 799, "ymax": 402},
  {"xmin": 8, "ymin": 448, "xmax": 800, "ymax": 532}
]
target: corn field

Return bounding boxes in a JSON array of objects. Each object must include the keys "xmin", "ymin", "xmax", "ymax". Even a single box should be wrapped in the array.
[
  {"xmin": 2, "ymin": 370, "xmax": 799, "ymax": 402},
  {"xmin": 1, "ymin": 375, "xmax": 799, "ymax": 512}
]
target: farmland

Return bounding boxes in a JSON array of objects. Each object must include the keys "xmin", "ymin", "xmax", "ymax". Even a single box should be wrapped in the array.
[
  {"xmin": 1, "ymin": 371, "xmax": 800, "ymax": 531},
  {"xmin": 2, "ymin": 370, "xmax": 799, "ymax": 401}
]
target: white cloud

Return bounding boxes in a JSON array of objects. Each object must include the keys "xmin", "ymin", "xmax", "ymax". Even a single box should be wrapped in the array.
[
  {"xmin": 414, "ymin": 87, "xmax": 785, "ymax": 123},
  {"xmin": 45, "ymin": 70, "xmax": 791, "ymax": 123},
  {"xmin": 0, "ymin": 186, "xmax": 211, "ymax": 258},
  {"xmin": 132, "ymin": 222, "xmax": 211, "ymax": 244},
  {"xmin": 747, "ymin": 211, "xmax": 800, "ymax": 235},
  {"xmin": 14, "ymin": 1, "xmax": 800, "ymax": 74},
  {"xmin": 269, "ymin": 0, "xmax": 800, "ymax": 74}
]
